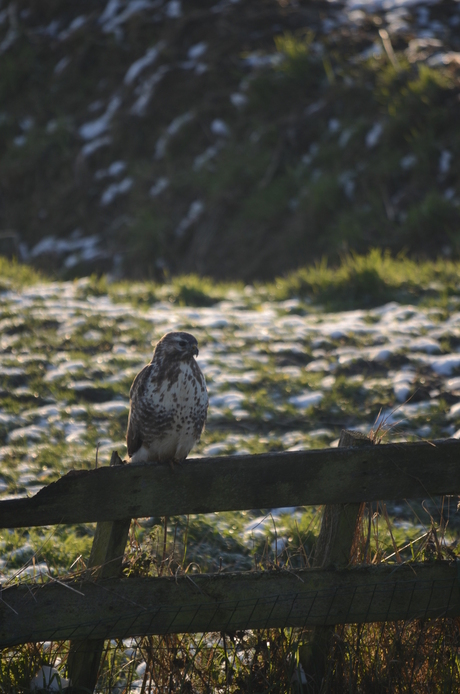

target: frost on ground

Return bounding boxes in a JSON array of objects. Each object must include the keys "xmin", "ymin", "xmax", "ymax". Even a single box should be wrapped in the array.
[{"xmin": 0, "ymin": 280, "xmax": 459, "ymax": 576}]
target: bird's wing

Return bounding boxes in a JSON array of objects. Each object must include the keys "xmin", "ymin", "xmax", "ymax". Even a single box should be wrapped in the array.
[
  {"xmin": 193, "ymin": 375, "xmax": 209, "ymax": 438},
  {"xmin": 127, "ymin": 363, "xmax": 153, "ymax": 457},
  {"xmin": 126, "ymin": 417, "xmax": 142, "ymax": 457},
  {"xmin": 129, "ymin": 363, "xmax": 152, "ymax": 400}
]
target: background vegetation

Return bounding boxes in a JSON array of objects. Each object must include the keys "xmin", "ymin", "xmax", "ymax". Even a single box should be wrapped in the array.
[{"xmin": 0, "ymin": 0, "xmax": 458, "ymax": 280}]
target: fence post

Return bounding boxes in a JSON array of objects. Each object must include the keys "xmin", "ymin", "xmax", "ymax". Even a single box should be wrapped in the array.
[
  {"xmin": 300, "ymin": 429, "xmax": 373, "ymax": 689},
  {"xmin": 67, "ymin": 451, "xmax": 132, "ymax": 693}
]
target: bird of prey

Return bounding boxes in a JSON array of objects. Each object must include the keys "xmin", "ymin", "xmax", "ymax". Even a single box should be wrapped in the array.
[{"xmin": 126, "ymin": 331, "xmax": 208, "ymax": 467}]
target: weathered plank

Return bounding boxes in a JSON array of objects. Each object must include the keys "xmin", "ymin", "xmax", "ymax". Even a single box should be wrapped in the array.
[
  {"xmin": 67, "ymin": 451, "xmax": 131, "ymax": 693},
  {"xmin": 304, "ymin": 430, "xmax": 372, "ymax": 686},
  {"xmin": 1, "ymin": 439, "xmax": 460, "ymax": 528},
  {"xmin": 1, "ymin": 562, "xmax": 458, "ymax": 647},
  {"xmin": 314, "ymin": 430, "xmax": 371, "ymax": 568}
]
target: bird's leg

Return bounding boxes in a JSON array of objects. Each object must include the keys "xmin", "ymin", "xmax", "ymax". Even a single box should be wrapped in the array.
[{"xmin": 159, "ymin": 515, "xmax": 168, "ymax": 576}]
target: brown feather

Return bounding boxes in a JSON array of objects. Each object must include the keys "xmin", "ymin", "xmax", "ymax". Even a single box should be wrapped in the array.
[{"xmin": 126, "ymin": 332, "xmax": 208, "ymax": 464}]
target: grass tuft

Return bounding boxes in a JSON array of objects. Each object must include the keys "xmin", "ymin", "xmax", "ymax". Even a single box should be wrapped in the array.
[
  {"xmin": 267, "ymin": 250, "xmax": 460, "ymax": 308},
  {"xmin": 0, "ymin": 258, "xmax": 44, "ymax": 289}
]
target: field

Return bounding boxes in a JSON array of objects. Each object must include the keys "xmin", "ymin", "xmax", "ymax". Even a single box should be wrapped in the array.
[{"xmin": 1, "ymin": 254, "xmax": 460, "ymax": 691}]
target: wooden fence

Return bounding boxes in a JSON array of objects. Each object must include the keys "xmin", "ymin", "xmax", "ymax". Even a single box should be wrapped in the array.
[{"xmin": 1, "ymin": 433, "xmax": 460, "ymax": 691}]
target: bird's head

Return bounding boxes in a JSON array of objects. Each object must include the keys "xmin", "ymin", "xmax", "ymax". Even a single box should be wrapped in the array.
[{"xmin": 154, "ymin": 331, "xmax": 199, "ymax": 360}]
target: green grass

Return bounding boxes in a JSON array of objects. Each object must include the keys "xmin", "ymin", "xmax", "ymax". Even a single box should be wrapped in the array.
[
  {"xmin": 0, "ymin": 257, "xmax": 44, "ymax": 289},
  {"xmin": 2, "ymin": 251, "xmax": 460, "ymax": 311},
  {"xmin": 266, "ymin": 249, "xmax": 460, "ymax": 308}
]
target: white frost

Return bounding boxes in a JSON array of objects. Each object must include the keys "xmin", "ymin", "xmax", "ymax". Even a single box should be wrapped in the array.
[
  {"xmin": 449, "ymin": 402, "xmax": 460, "ymax": 420},
  {"xmin": 8, "ymin": 425, "xmax": 45, "ymax": 443},
  {"xmin": 193, "ymin": 145, "xmax": 219, "ymax": 171},
  {"xmin": 95, "ymin": 161, "xmax": 127, "ymax": 180},
  {"xmin": 230, "ymin": 92, "xmax": 248, "ymax": 108},
  {"xmin": 188, "ymin": 42, "xmax": 207, "ymax": 60},
  {"xmin": 131, "ymin": 65, "xmax": 169, "ymax": 116},
  {"xmin": 175, "ymin": 200, "xmax": 204, "ymax": 237},
  {"xmin": 79, "ymin": 96, "xmax": 122, "ymax": 141},
  {"xmin": 81, "ymin": 136, "xmax": 112, "ymax": 157},
  {"xmin": 366, "ymin": 122, "xmax": 383, "ymax": 148},
  {"xmin": 400, "ymin": 154, "xmax": 417, "ymax": 170},
  {"xmin": 31, "ymin": 666, "xmax": 70, "ymax": 692},
  {"xmin": 124, "ymin": 44, "xmax": 164, "ymax": 85},
  {"xmin": 101, "ymin": 0, "xmax": 154, "ymax": 33},
  {"xmin": 155, "ymin": 111, "xmax": 194, "ymax": 159},
  {"xmin": 59, "ymin": 15, "xmax": 87, "ymax": 40},
  {"xmin": 288, "ymin": 392, "xmax": 324, "ymax": 409},
  {"xmin": 100, "ymin": 177, "xmax": 133, "ymax": 206},
  {"xmin": 439, "ymin": 150, "xmax": 453, "ymax": 176},
  {"xmin": 209, "ymin": 391, "xmax": 246, "ymax": 410},
  {"xmin": 92, "ymin": 401, "xmax": 130, "ymax": 415},
  {"xmin": 165, "ymin": 1, "xmax": 182, "ymax": 18},
  {"xmin": 211, "ymin": 119, "xmax": 230, "ymax": 137},
  {"xmin": 149, "ymin": 177, "xmax": 169, "ymax": 197}
]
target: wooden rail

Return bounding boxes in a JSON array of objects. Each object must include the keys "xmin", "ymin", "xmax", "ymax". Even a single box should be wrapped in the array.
[
  {"xmin": 1, "ymin": 438, "xmax": 460, "ymax": 528},
  {"xmin": 1, "ymin": 563, "xmax": 458, "ymax": 647},
  {"xmin": 1, "ymin": 435, "xmax": 460, "ymax": 692}
]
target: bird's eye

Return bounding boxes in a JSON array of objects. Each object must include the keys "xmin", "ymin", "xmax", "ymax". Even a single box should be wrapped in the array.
[{"xmin": 178, "ymin": 340, "xmax": 187, "ymax": 347}]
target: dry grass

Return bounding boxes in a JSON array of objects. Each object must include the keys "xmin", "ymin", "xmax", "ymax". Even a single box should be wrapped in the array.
[{"xmin": 2, "ymin": 496, "xmax": 459, "ymax": 693}]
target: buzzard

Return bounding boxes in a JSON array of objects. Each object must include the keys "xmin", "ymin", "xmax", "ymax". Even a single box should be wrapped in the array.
[{"xmin": 126, "ymin": 331, "xmax": 208, "ymax": 467}]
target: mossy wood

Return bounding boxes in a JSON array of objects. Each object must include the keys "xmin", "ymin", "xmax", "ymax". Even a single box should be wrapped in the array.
[
  {"xmin": 1, "ymin": 439, "xmax": 460, "ymax": 528},
  {"xmin": 1, "ymin": 562, "xmax": 458, "ymax": 647}
]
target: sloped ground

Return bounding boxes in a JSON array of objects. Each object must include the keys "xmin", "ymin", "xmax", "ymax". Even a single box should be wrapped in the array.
[{"xmin": 0, "ymin": 0, "xmax": 459, "ymax": 279}]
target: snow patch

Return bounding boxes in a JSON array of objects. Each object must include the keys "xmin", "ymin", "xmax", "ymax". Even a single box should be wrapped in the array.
[
  {"xmin": 155, "ymin": 111, "xmax": 194, "ymax": 159},
  {"xmin": 149, "ymin": 177, "xmax": 169, "ymax": 197},
  {"xmin": 95, "ymin": 160, "xmax": 127, "ymax": 180},
  {"xmin": 131, "ymin": 65, "xmax": 169, "ymax": 116},
  {"xmin": 79, "ymin": 96, "xmax": 122, "ymax": 141},
  {"xmin": 31, "ymin": 666, "xmax": 70, "ymax": 692},
  {"xmin": 366, "ymin": 122, "xmax": 383, "ymax": 148},
  {"xmin": 209, "ymin": 391, "xmax": 246, "ymax": 410},
  {"xmin": 59, "ymin": 15, "xmax": 87, "ymax": 41},
  {"xmin": 124, "ymin": 43, "xmax": 165, "ymax": 85},
  {"xmin": 288, "ymin": 392, "xmax": 324, "ymax": 409},
  {"xmin": 81, "ymin": 136, "xmax": 112, "ymax": 158},
  {"xmin": 100, "ymin": 177, "xmax": 133, "ymax": 206},
  {"xmin": 211, "ymin": 119, "xmax": 230, "ymax": 137},
  {"xmin": 101, "ymin": 0, "xmax": 156, "ymax": 33},
  {"xmin": 165, "ymin": 1, "xmax": 182, "ymax": 18},
  {"xmin": 175, "ymin": 200, "xmax": 204, "ymax": 237}
]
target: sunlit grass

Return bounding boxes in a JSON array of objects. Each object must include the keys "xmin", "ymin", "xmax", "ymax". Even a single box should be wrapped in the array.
[
  {"xmin": 1, "ymin": 253, "xmax": 460, "ymax": 311},
  {"xmin": 0, "ymin": 257, "xmax": 44, "ymax": 288},
  {"xmin": 266, "ymin": 249, "xmax": 460, "ymax": 308}
]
